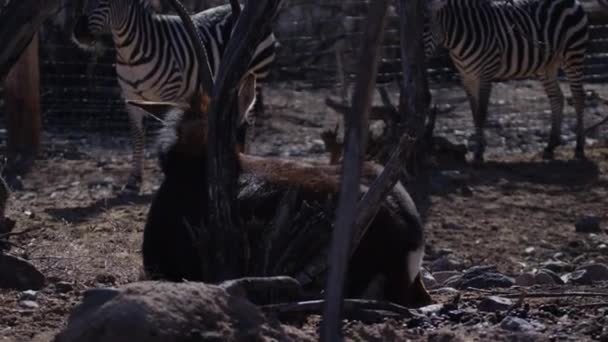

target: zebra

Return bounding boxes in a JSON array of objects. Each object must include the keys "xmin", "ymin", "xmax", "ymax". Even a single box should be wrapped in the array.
[
  {"xmin": 72, "ymin": 0, "xmax": 277, "ymax": 191},
  {"xmin": 424, "ymin": 0, "xmax": 589, "ymax": 163}
]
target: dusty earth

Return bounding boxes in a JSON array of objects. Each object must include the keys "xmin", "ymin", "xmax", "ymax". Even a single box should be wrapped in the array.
[{"xmin": 1, "ymin": 80, "xmax": 608, "ymax": 341}]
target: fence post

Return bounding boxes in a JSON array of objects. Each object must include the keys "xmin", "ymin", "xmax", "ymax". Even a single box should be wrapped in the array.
[{"xmin": 4, "ymin": 32, "xmax": 41, "ymax": 173}]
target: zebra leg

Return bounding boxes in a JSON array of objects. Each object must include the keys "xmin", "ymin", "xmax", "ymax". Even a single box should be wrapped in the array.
[
  {"xmin": 540, "ymin": 69, "xmax": 565, "ymax": 160},
  {"xmin": 564, "ymin": 66, "xmax": 586, "ymax": 160},
  {"xmin": 464, "ymin": 79, "xmax": 490, "ymax": 164},
  {"xmin": 124, "ymin": 104, "xmax": 146, "ymax": 192}
]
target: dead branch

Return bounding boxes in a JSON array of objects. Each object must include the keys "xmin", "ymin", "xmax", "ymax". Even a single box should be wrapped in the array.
[
  {"xmin": 351, "ymin": 133, "xmax": 418, "ymax": 257},
  {"xmin": 321, "ymin": 0, "xmax": 389, "ymax": 340},
  {"xmin": 0, "ymin": 226, "xmax": 39, "ymax": 240},
  {"xmin": 219, "ymin": 276, "xmax": 303, "ymax": 305},
  {"xmin": 325, "ymin": 97, "xmax": 394, "ymax": 121},
  {"xmin": 263, "ymin": 298, "xmax": 422, "ymax": 322}
]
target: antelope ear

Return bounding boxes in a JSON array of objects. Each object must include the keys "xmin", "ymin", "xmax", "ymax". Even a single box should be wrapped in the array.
[
  {"xmin": 126, "ymin": 100, "xmax": 188, "ymax": 117},
  {"xmin": 237, "ymin": 73, "xmax": 257, "ymax": 125}
]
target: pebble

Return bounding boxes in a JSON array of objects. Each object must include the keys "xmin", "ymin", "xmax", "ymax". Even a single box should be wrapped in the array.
[
  {"xmin": 431, "ymin": 256, "xmax": 464, "ymax": 272},
  {"xmin": 432, "ymin": 271, "xmax": 462, "ymax": 285},
  {"xmin": 575, "ymin": 216, "xmax": 602, "ymax": 233},
  {"xmin": 536, "ymin": 269, "xmax": 564, "ymax": 285},
  {"xmin": 19, "ymin": 290, "xmax": 38, "ymax": 301},
  {"xmin": 500, "ymin": 316, "xmax": 545, "ymax": 332},
  {"xmin": 569, "ymin": 264, "xmax": 608, "ymax": 285},
  {"xmin": 456, "ymin": 266, "xmax": 515, "ymax": 289},
  {"xmin": 19, "ymin": 300, "xmax": 39, "ymax": 310},
  {"xmin": 515, "ymin": 272, "xmax": 536, "ymax": 287},
  {"xmin": 542, "ymin": 260, "xmax": 574, "ymax": 273},
  {"xmin": 478, "ymin": 296, "xmax": 513, "ymax": 312}
]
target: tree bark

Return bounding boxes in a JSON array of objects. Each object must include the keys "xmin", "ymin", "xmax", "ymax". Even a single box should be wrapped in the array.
[
  {"xmin": 3, "ymin": 33, "xmax": 41, "ymax": 173},
  {"xmin": 320, "ymin": 1, "xmax": 389, "ymax": 341},
  {"xmin": 398, "ymin": 0, "xmax": 432, "ymax": 217},
  {"xmin": 206, "ymin": 0, "xmax": 282, "ymax": 281}
]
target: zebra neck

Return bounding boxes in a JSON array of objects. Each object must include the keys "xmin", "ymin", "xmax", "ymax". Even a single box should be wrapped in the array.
[{"xmin": 110, "ymin": 0, "xmax": 155, "ymax": 44}]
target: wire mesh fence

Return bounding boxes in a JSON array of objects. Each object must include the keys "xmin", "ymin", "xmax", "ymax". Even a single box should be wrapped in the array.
[{"xmin": 0, "ymin": 0, "xmax": 606, "ymax": 155}]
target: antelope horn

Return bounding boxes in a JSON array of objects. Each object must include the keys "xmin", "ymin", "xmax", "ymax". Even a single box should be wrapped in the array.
[
  {"xmin": 165, "ymin": 0, "xmax": 214, "ymax": 102},
  {"xmin": 230, "ymin": 0, "xmax": 242, "ymax": 19}
]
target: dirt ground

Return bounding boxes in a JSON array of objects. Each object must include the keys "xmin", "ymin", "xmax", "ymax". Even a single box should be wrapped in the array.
[{"xmin": 1, "ymin": 80, "xmax": 608, "ymax": 341}]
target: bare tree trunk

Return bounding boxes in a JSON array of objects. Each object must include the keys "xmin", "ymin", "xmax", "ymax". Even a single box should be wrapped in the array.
[
  {"xmin": 206, "ymin": 0, "xmax": 282, "ymax": 281},
  {"xmin": 3, "ymin": 33, "xmax": 41, "ymax": 174},
  {"xmin": 0, "ymin": 0, "xmax": 60, "ymax": 81},
  {"xmin": 320, "ymin": 1, "xmax": 389, "ymax": 341},
  {"xmin": 398, "ymin": 0, "xmax": 431, "ymax": 217}
]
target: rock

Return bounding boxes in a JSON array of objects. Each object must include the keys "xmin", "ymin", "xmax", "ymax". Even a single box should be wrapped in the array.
[
  {"xmin": 421, "ymin": 270, "xmax": 438, "ymax": 289},
  {"xmin": 431, "ymin": 287, "xmax": 460, "ymax": 295},
  {"xmin": 431, "ymin": 256, "xmax": 464, "ymax": 272},
  {"xmin": 432, "ymin": 271, "xmax": 462, "ymax": 285},
  {"xmin": 455, "ymin": 266, "xmax": 515, "ymax": 289},
  {"xmin": 95, "ymin": 273, "xmax": 116, "ymax": 285},
  {"xmin": 53, "ymin": 281, "xmax": 306, "ymax": 342},
  {"xmin": 19, "ymin": 300, "xmax": 39, "ymax": 310},
  {"xmin": 515, "ymin": 273, "xmax": 536, "ymax": 287},
  {"xmin": 575, "ymin": 216, "xmax": 601, "ymax": 233},
  {"xmin": 500, "ymin": 316, "xmax": 545, "ymax": 332},
  {"xmin": 542, "ymin": 261, "xmax": 574, "ymax": 273},
  {"xmin": 0, "ymin": 254, "xmax": 45, "ymax": 290},
  {"xmin": 478, "ymin": 296, "xmax": 513, "ymax": 312},
  {"xmin": 568, "ymin": 264, "xmax": 608, "ymax": 285},
  {"xmin": 20, "ymin": 290, "xmax": 38, "ymax": 301},
  {"xmin": 536, "ymin": 269, "xmax": 564, "ymax": 285},
  {"xmin": 55, "ymin": 281, "xmax": 74, "ymax": 294}
]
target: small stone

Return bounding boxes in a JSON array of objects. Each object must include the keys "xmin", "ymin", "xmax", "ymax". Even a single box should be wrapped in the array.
[
  {"xmin": 534, "ymin": 271, "xmax": 556, "ymax": 285},
  {"xmin": 524, "ymin": 247, "xmax": 535, "ymax": 254},
  {"xmin": 500, "ymin": 316, "xmax": 545, "ymax": 332},
  {"xmin": 456, "ymin": 266, "xmax": 515, "ymax": 289},
  {"xmin": 478, "ymin": 296, "xmax": 513, "ymax": 312},
  {"xmin": 55, "ymin": 282, "xmax": 74, "ymax": 294},
  {"xmin": 442, "ymin": 222, "xmax": 464, "ymax": 231},
  {"xmin": 575, "ymin": 216, "xmax": 602, "ymax": 233},
  {"xmin": 431, "ymin": 256, "xmax": 464, "ymax": 272},
  {"xmin": 19, "ymin": 290, "xmax": 38, "ymax": 301},
  {"xmin": 19, "ymin": 300, "xmax": 39, "ymax": 310},
  {"xmin": 536, "ymin": 269, "xmax": 564, "ymax": 285},
  {"xmin": 418, "ymin": 303, "xmax": 444, "ymax": 315},
  {"xmin": 432, "ymin": 271, "xmax": 462, "ymax": 285},
  {"xmin": 515, "ymin": 272, "xmax": 536, "ymax": 287},
  {"xmin": 542, "ymin": 261, "xmax": 573, "ymax": 273},
  {"xmin": 95, "ymin": 274, "xmax": 117, "ymax": 285},
  {"xmin": 431, "ymin": 287, "xmax": 460, "ymax": 295},
  {"xmin": 421, "ymin": 270, "xmax": 438, "ymax": 289},
  {"xmin": 569, "ymin": 264, "xmax": 608, "ymax": 285}
]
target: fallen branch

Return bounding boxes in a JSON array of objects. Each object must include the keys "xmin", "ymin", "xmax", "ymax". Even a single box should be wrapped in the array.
[
  {"xmin": 585, "ymin": 114, "xmax": 608, "ymax": 134},
  {"xmin": 0, "ymin": 225, "xmax": 38, "ymax": 240},
  {"xmin": 469, "ymin": 291, "xmax": 608, "ymax": 300},
  {"xmin": 263, "ymin": 298, "xmax": 422, "ymax": 320}
]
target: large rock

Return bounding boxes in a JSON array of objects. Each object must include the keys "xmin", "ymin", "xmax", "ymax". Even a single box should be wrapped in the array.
[
  {"xmin": 0, "ymin": 254, "xmax": 45, "ymax": 290},
  {"xmin": 53, "ymin": 281, "xmax": 310, "ymax": 342},
  {"xmin": 452, "ymin": 266, "xmax": 514, "ymax": 289}
]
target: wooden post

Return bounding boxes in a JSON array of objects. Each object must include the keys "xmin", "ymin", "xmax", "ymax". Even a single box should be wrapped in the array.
[{"xmin": 4, "ymin": 33, "xmax": 41, "ymax": 172}]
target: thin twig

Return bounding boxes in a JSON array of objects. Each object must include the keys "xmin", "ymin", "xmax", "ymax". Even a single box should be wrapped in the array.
[
  {"xmin": 0, "ymin": 226, "xmax": 41, "ymax": 239},
  {"xmin": 574, "ymin": 302, "xmax": 608, "ymax": 309},
  {"xmin": 263, "ymin": 298, "xmax": 422, "ymax": 318},
  {"xmin": 468, "ymin": 291, "xmax": 608, "ymax": 300}
]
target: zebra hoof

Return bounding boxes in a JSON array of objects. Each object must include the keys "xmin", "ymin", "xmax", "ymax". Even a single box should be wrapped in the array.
[
  {"xmin": 574, "ymin": 149, "xmax": 586, "ymax": 161},
  {"xmin": 122, "ymin": 175, "xmax": 142, "ymax": 193}
]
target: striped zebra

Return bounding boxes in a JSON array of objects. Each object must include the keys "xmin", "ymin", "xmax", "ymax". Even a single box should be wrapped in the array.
[
  {"xmin": 72, "ymin": 0, "xmax": 277, "ymax": 191},
  {"xmin": 425, "ymin": 0, "xmax": 589, "ymax": 163}
]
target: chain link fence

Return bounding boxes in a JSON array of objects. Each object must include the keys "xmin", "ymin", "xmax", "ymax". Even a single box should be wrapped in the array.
[{"xmin": 0, "ymin": 0, "xmax": 606, "ymax": 155}]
